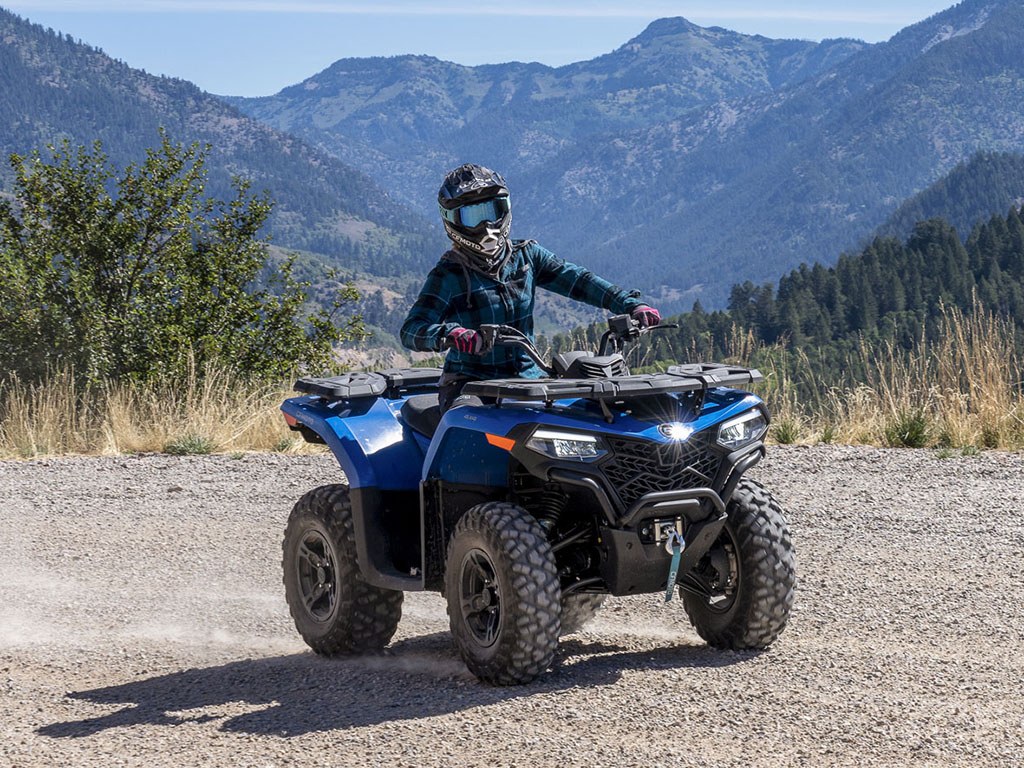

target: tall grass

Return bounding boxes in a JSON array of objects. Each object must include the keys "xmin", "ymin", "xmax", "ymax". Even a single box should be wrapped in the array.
[
  {"xmin": 2, "ymin": 302, "xmax": 1022, "ymax": 457},
  {"xmin": 754, "ymin": 302, "xmax": 1024, "ymax": 449},
  {"xmin": 0, "ymin": 362, "xmax": 303, "ymax": 459}
]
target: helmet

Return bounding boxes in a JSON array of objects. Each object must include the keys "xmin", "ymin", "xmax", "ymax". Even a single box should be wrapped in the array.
[{"xmin": 437, "ymin": 163, "xmax": 512, "ymax": 273}]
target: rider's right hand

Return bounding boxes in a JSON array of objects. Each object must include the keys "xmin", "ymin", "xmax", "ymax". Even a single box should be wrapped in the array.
[
  {"xmin": 446, "ymin": 327, "xmax": 486, "ymax": 354},
  {"xmin": 631, "ymin": 305, "xmax": 662, "ymax": 328}
]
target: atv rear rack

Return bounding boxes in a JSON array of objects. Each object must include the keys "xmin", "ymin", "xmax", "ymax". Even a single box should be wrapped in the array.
[{"xmin": 295, "ymin": 367, "xmax": 443, "ymax": 401}]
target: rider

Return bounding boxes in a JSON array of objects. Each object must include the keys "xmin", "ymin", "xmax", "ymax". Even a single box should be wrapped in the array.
[{"xmin": 401, "ymin": 163, "xmax": 662, "ymax": 412}]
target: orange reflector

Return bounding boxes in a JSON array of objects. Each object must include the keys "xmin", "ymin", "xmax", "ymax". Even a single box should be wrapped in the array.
[
  {"xmin": 283, "ymin": 413, "xmax": 298, "ymax": 428},
  {"xmin": 486, "ymin": 433, "xmax": 516, "ymax": 451}
]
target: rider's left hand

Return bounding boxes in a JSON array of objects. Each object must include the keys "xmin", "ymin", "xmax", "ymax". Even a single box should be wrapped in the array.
[{"xmin": 631, "ymin": 305, "xmax": 661, "ymax": 328}]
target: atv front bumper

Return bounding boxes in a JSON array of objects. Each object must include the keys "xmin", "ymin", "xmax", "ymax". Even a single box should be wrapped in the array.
[{"xmin": 528, "ymin": 441, "xmax": 765, "ymax": 596}]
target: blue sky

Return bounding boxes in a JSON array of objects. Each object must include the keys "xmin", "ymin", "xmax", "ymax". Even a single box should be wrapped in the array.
[{"xmin": 5, "ymin": 1, "xmax": 956, "ymax": 96}]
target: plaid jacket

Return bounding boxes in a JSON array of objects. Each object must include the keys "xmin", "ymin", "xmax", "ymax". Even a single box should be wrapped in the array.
[{"xmin": 400, "ymin": 240, "xmax": 644, "ymax": 380}]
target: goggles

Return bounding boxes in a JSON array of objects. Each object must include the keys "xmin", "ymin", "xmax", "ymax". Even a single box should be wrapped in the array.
[{"xmin": 441, "ymin": 195, "xmax": 510, "ymax": 228}]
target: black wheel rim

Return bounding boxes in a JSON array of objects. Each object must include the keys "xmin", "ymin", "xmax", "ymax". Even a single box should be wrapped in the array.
[
  {"xmin": 688, "ymin": 526, "xmax": 741, "ymax": 613},
  {"xmin": 458, "ymin": 548, "xmax": 501, "ymax": 648},
  {"xmin": 296, "ymin": 530, "xmax": 337, "ymax": 622}
]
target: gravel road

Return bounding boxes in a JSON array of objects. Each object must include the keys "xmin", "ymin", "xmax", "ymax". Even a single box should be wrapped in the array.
[{"xmin": 2, "ymin": 446, "xmax": 1023, "ymax": 767}]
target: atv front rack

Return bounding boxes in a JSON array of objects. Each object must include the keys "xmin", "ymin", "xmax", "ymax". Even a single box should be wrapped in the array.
[
  {"xmin": 295, "ymin": 367, "xmax": 442, "ymax": 401},
  {"xmin": 294, "ymin": 363, "xmax": 761, "ymax": 409},
  {"xmin": 462, "ymin": 363, "xmax": 762, "ymax": 402}
]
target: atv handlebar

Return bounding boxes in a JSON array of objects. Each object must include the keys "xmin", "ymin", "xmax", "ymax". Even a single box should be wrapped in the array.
[
  {"xmin": 477, "ymin": 324, "xmax": 555, "ymax": 376},
  {"xmin": 472, "ymin": 315, "xmax": 677, "ymax": 377}
]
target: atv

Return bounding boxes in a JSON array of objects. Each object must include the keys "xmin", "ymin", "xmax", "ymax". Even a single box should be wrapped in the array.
[{"xmin": 280, "ymin": 314, "xmax": 796, "ymax": 685}]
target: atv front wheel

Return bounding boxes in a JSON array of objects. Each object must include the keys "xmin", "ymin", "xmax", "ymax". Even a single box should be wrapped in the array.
[
  {"xmin": 282, "ymin": 484, "xmax": 403, "ymax": 655},
  {"xmin": 682, "ymin": 478, "xmax": 796, "ymax": 650},
  {"xmin": 445, "ymin": 502, "xmax": 561, "ymax": 685}
]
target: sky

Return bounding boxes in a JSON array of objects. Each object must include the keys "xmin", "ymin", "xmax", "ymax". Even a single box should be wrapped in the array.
[{"xmin": 4, "ymin": 1, "xmax": 957, "ymax": 97}]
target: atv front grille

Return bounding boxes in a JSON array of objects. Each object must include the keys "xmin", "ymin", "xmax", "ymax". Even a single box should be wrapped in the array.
[{"xmin": 600, "ymin": 433, "xmax": 721, "ymax": 509}]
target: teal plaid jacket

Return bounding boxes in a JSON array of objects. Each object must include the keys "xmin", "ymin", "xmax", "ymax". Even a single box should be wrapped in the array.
[{"xmin": 400, "ymin": 240, "xmax": 645, "ymax": 380}]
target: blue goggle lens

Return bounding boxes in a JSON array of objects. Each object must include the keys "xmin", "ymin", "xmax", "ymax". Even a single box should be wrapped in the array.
[{"xmin": 442, "ymin": 195, "xmax": 510, "ymax": 228}]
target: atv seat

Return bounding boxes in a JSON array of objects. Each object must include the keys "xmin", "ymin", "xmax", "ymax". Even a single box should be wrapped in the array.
[{"xmin": 401, "ymin": 394, "xmax": 442, "ymax": 438}]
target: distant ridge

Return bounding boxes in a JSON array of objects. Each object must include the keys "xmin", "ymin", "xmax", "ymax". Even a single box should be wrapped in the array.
[{"xmin": 6, "ymin": 1, "xmax": 1024, "ymax": 311}]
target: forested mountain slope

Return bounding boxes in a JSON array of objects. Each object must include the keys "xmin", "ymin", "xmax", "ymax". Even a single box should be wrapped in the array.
[
  {"xmin": 875, "ymin": 151, "xmax": 1024, "ymax": 242},
  {"xmin": 226, "ymin": 20, "xmax": 864, "ymax": 214},
  {"xmin": 229, "ymin": 0, "xmax": 1024, "ymax": 309},
  {"xmin": 6, "ymin": 1, "xmax": 1023, "ymax": 313},
  {"xmin": 521, "ymin": 0, "xmax": 1024, "ymax": 308},
  {"xmin": 0, "ymin": 8, "xmax": 437, "ymax": 277},
  {"xmin": 617, "ymin": 205, "xmax": 1024, "ymax": 390}
]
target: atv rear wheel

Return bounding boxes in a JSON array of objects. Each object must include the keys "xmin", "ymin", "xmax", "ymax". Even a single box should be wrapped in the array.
[
  {"xmin": 445, "ymin": 502, "xmax": 561, "ymax": 685},
  {"xmin": 560, "ymin": 593, "xmax": 607, "ymax": 636},
  {"xmin": 283, "ymin": 484, "xmax": 403, "ymax": 655},
  {"xmin": 682, "ymin": 478, "xmax": 796, "ymax": 650}
]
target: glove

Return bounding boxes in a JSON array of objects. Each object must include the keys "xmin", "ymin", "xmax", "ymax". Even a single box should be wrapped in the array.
[
  {"xmin": 446, "ymin": 327, "xmax": 485, "ymax": 354},
  {"xmin": 631, "ymin": 305, "xmax": 661, "ymax": 328}
]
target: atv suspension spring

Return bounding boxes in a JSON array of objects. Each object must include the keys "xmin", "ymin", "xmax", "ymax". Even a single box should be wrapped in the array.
[{"xmin": 537, "ymin": 484, "xmax": 568, "ymax": 535}]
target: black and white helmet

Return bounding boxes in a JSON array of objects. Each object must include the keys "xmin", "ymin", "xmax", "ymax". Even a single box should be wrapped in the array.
[{"xmin": 438, "ymin": 163, "xmax": 512, "ymax": 273}]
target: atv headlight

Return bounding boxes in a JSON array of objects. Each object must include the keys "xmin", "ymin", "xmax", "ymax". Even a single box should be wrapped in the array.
[
  {"xmin": 717, "ymin": 410, "xmax": 768, "ymax": 450},
  {"xmin": 526, "ymin": 429, "xmax": 606, "ymax": 461}
]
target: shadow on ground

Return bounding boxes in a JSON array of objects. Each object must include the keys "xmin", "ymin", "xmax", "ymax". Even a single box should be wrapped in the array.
[{"xmin": 40, "ymin": 632, "xmax": 757, "ymax": 739}]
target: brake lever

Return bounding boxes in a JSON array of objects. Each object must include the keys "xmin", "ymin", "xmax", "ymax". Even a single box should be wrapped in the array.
[{"xmin": 477, "ymin": 324, "xmax": 502, "ymax": 347}]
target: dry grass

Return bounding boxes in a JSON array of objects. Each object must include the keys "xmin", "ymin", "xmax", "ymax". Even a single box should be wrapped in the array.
[
  {"xmin": 3, "ymin": 302, "xmax": 1023, "ymax": 457},
  {"xmin": 0, "ymin": 363, "xmax": 312, "ymax": 459},
  {"xmin": 757, "ymin": 302, "xmax": 1024, "ymax": 449}
]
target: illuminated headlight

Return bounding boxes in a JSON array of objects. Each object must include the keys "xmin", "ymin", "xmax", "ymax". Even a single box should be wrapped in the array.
[
  {"xmin": 717, "ymin": 410, "xmax": 768, "ymax": 450},
  {"xmin": 659, "ymin": 422, "xmax": 693, "ymax": 441},
  {"xmin": 526, "ymin": 429, "xmax": 606, "ymax": 461}
]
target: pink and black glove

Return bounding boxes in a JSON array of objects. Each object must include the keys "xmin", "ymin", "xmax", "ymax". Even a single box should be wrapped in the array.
[
  {"xmin": 446, "ymin": 327, "xmax": 485, "ymax": 354},
  {"xmin": 631, "ymin": 305, "xmax": 661, "ymax": 328}
]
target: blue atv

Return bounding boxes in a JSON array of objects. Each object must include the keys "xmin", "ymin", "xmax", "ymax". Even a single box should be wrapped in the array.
[{"xmin": 280, "ymin": 315, "xmax": 796, "ymax": 685}]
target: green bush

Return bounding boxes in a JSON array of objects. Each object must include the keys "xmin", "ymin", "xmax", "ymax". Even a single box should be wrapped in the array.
[
  {"xmin": 884, "ymin": 409, "xmax": 931, "ymax": 448},
  {"xmin": 164, "ymin": 434, "xmax": 216, "ymax": 456},
  {"xmin": 0, "ymin": 133, "xmax": 363, "ymax": 386},
  {"xmin": 772, "ymin": 418, "xmax": 802, "ymax": 445}
]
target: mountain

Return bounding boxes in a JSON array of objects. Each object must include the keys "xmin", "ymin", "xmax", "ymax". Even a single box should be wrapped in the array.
[
  {"xmin": 228, "ymin": 0, "xmax": 1024, "ymax": 309},
  {"xmin": 225, "ymin": 21, "xmax": 865, "ymax": 233},
  {"xmin": 7, "ymin": 2, "xmax": 1024, "ymax": 316},
  {"xmin": 875, "ymin": 151, "xmax": 1024, "ymax": 241},
  {"xmin": 679, "ymin": 207, "xmax": 1024, "ymax": 371},
  {"xmin": 0, "ymin": 7, "xmax": 437, "ymax": 277},
  {"xmin": 518, "ymin": 0, "xmax": 1024, "ymax": 307}
]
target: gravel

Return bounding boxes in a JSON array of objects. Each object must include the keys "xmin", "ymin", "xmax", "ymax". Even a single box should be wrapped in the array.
[{"xmin": 1, "ymin": 445, "xmax": 1023, "ymax": 767}]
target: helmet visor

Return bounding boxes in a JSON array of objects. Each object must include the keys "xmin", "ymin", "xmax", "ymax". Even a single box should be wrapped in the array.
[{"xmin": 441, "ymin": 195, "xmax": 510, "ymax": 228}]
